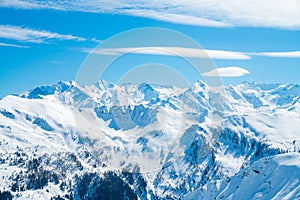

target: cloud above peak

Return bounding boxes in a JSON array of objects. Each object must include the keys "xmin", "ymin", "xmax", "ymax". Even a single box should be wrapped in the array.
[
  {"xmin": 202, "ymin": 67, "xmax": 250, "ymax": 77},
  {"xmin": 83, "ymin": 47, "xmax": 251, "ymax": 60},
  {"xmin": 83, "ymin": 46, "xmax": 300, "ymax": 60},
  {"xmin": 250, "ymin": 51, "xmax": 300, "ymax": 58},
  {"xmin": 1, "ymin": 0, "xmax": 300, "ymax": 29}
]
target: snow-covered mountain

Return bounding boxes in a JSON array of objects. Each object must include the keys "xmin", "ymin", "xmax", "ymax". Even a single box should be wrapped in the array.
[{"xmin": 0, "ymin": 80, "xmax": 299, "ymax": 199}]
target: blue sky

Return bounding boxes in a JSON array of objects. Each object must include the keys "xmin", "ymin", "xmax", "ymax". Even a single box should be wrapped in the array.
[{"xmin": 0, "ymin": 0, "xmax": 300, "ymax": 96}]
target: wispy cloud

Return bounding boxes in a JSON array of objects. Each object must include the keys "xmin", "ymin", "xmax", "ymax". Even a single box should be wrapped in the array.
[
  {"xmin": 91, "ymin": 38, "xmax": 103, "ymax": 43},
  {"xmin": 82, "ymin": 47, "xmax": 251, "ymax": 60},
  {"xmin": 83, "ymin": 47, "xmax": 300, "ymax": 60},
  {"xmin": 202, "ymin": 67, "xmax": 250, "ymax": 77},
  {"xmin": 206, "ymin": 50, "xmax": 250, "ymax": 60},
  {"xmin": 50, "ymin": 60, "xmax": 63, "ymax": 64},
  {"xmin": 1, "ymin": 0, "xmax": 300, "ymax": 29},
  {"xmin": 0, "ymin": 25, "xmax": 86, "ymax": 43},
  {"xmin": 0, "ymin": 42, "xmax": 29, "ymax": 48},
  {"xmin": 122, "ymin": 9, "xmax": 231, "ymax": 28},
  {"xmin": 250, "ymin": 51, "xmax": 300, "ymax": 58},
  {"xmin": 0, "ymin": 0, "xmax": 44, "ymax": 9}
]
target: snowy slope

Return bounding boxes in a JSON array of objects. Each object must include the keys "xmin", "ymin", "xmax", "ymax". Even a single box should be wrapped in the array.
[
  {"xmin": 185, "ymin": 153, "xmax": 300, "ymax": 199},
  {"xmin": 0, "ymin": 80, "xmax": 299, "ymax": 199}
]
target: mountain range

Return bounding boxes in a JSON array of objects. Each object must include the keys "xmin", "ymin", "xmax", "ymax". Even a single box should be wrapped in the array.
[{"xmin": 0, "ymin": 80, "xmax": 299, "ymax": 199}]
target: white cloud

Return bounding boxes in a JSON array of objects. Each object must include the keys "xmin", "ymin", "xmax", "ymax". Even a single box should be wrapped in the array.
[
  {"xmin": 0, "ymin": 25, "xmax": 86, "ymax": 43},
  {"xmin": 91, "ymin": 38, "xmax": 103, "ymax": 43},
  {"xmin": 250, "ymin": 51, "xmax": 300, "ymax": 58},
  {"xmin": 202, "ymin": 67, "xmax": 250, "ymax": 77},
  {"xmin": 1, "ymin": 0, "xmax": 300, "ymax": 29},
  {"xmin": 0, "ymin": 42, "xmax": 29, "ymax": 48},
  {"xmin": 0, "ymin": 0, "xmax": 43, "ymax": 9},
  {"xmin": 205, "ymin": 50, "xmax": 250, "ymax": 60},
  {"xmin": 83, "ymin": 46, "xmax": 251, "ymax": 60},
  {"xmin": 83, "ymin": 46, "xmax": 300, "ymax": 60},
  {"xmin": 122, "ymin": 9, "xmax": 231, "ymax": 28}
]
